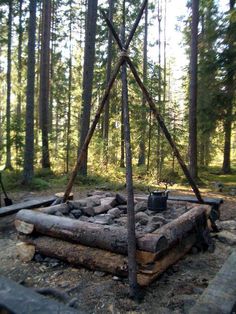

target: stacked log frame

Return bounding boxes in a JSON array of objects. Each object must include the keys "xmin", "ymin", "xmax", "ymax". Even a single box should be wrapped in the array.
[{"xmin": 15, "ymin": 194, "xmax": 211, "ymax": 287}]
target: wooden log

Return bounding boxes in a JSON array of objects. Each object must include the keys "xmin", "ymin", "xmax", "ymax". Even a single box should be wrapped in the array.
[
  {"xmin": 0, "ymin": 196, "xmax": 57, "ymax": 217},
  {"xmin": 16, "ymin": 242, "xmax": 35, "ymax": 262},
  {"xmin": 20, "ymin": 235, "xmax": 128, "ymax": 277},
  {"xmin": 190, "ymin": 251, "xmax": 236, "ymax": 314},
  {"xmin": 15, "ymin": 220, "xmax": 34, "ymax": 234},
  {"xmin": 137, "ymin": 232, "xmax": 197, "ymax": 287},
  {"xmin": 151, "ymin": 205, "xmax": 209, "ymax": 246},
  {"xmin": 15, "ymin": 209, "xmax": 129, "ymax": 254},
  {"xmin": 15, "ymin": 210, "xmax": 165, "ymax": 254},
  {"xmin": 15, "ymin": 206, "xmax": 208, "ymax": 255},
  {"xmin": 36, "ymin": 203, "xmax": 72, "ymax": 215}
]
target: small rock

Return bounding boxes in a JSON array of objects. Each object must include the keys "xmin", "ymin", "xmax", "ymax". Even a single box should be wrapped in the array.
[
  {"xmin": 135, "ymin": 201, "xmax": 148, "ymax": 212},
  {"xmin": 34, "ymin": 253, "xmax": 44, "ymax": 262},
  {"xmin": 193, "ymin": 286, "xmax": 204, "ymax": 294},
  {"xmin": 71, "ymin": 209, "xmax": 82, "ymax": 219},
  {"xmin": 213, "ymin": 181, "xmax": 224, "ymax": 192},
  {"xmin": 135, "ymin": 212, "xmax": 149, "ymax": 225},
  {"xmin": 218, "ymin": 220, "xmax": 236, "ymax": 231},
  {"xmin": 116, "ymin": 216, "xmax": 127, "ymax": 226},
  {"xmin": 81, "ymin": 206, "xmax": 95, "ymax": 216},
  {"xmin": 59, "ymin": 205, "xmax": 70, "ymax": 215},
  {"xmin": 94, "ymin": 271, "xmax": 106, "ymax": 277},
  {"xmin": 229, "ymin": 188, "xmax": 236, "ymax": 196},
  {"xmin": 112, "ymin": 276, "xmax": 120, "ymax": 281},
  {"xmin": 216, "ymin": 230, "xmax": 236, "ymax": 245},
  {"xmin": 69, "ymin": 213, "xmax": 75, "ymax": 219},
  {"xmin": 191, "ymin": 246, "xmax": 199, "ymax": 254},
  {"xmin": 115, "ymin": 193, "xmax": 127, "ymax": 205},
  {"xmin": 60, "ymin": 282, "xmax": 70, "ymax": 288},
  {"xmin": 117, "ymin": 205, "xmax": 127, "ymax": 213},
  {"xmin": 86, "ymin": 197, "xmax": 101, "ymax": 207},
  {"xmin": 108, "ymin": 207, "xmax": 121, "ymax": 218},
  {"xmin": 143, "ymin": 221, "xmax": 162, "ymax": 233},
  {"xmin": 79, "ymin": 215, "xmax": 89, "ymax": 221},
  {"xmin": 91, "ymin": 214, "xmax": 113, "ymax": 225},
  {"xmin": 54, "ymin": 211, "xmax": 63, "ymax": 217}
]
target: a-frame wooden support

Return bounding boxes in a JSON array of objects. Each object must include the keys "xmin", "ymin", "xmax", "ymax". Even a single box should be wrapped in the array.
[{"xmin": 63, "ymin": 0, "xmax": 203, "ymax": 297}]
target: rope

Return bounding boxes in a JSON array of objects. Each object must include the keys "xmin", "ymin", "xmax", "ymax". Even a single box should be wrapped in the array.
[{"xmin": 119, "ymin": 50, "xmax": 129, "ymax": 58}]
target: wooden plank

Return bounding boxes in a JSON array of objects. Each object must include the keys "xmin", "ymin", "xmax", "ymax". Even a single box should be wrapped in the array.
[
  {"xmin": 168, "ymin": 195, "xmax": 223, "ymax": 206},
  {"xmin": 134, "ymin": 194, "xmax": 223, "ymax": 206},
  {"xmin": 190, "ymin": 251, "xmax": 236, "ymax": 314},
  {"xmin": 0, "ymin": 196, "xmax": 57, "ymax": 217},
  {"xmin": 0, "ymin": 276, "xmax": 80, "ymax": 314}
]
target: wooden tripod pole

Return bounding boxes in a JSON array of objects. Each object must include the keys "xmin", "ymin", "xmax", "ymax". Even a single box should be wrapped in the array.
[
  {"xmin": 63, "ymin": 56, "xmax": 125, "ymax": 202},
  {"xmin": 126, "ymin": 56, "xmax": 203, "ymax": 203},
  {"xmin": 121, "ymin": 23, "xmax": 138, "ymax": 297}
]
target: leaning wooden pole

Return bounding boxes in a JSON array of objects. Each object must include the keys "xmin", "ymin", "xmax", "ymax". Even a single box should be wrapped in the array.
[
  {"xmin": 121, "ymin": 25, "xmax": 138, "ymax": 297},
  {"xmin": 126, "ymin": 56, "xmax": 203, "ymax": 203},
  {"xmin": 63, "ymin": 56, "xmax": 125, "ymax": 202}
]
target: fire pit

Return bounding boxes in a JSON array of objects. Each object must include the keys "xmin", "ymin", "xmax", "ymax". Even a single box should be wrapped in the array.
[{"xmin": 15, "ymin": 191, "xmax": 212, "ymax": 286}]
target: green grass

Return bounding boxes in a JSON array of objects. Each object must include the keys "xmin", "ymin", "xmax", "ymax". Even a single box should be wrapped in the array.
[{"xmin": 0, "ymin": 164, "xmax": 235, "ymax": 195}]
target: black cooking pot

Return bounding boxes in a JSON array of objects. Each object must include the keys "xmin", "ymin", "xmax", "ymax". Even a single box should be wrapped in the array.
[{"xmin": 148, "ymin": 190, "xmax": 169, "ymax": 212}]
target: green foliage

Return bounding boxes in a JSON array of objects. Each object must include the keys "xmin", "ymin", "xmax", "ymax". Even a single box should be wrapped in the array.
[{"xmin": 29, "ymin": 178, "xmax": 50, "ymax": 190}]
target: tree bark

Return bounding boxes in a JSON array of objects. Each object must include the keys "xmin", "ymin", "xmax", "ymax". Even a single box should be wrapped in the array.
[
  {"xmin": 16, "ymin": 0, "xmax": 23, "ymax": 162},
  {"xmin": 66, "ymin": 0, "xmax": 73, "ymax": 173},
  {"xmin": 121, "ymin": 11, "xmax": 138, "ymax": 296},
  {"xmin": 20, "ymin": 235, "xmax": 129, "ymax": 277},
  {"xmin": 39, "ymin": 0, "xmax": 52, "ymax": 169},
  {"xmin": 188, "ymin": 0, "xmax": 199, "ymax": 180},
  {"xmin": 5, "ymin": 0, "xmax": 13, "ymax": 170},
  {"xmin": 221, "ymin": 0, "xmax": 235, "ymax": 174},
  {"xmin": 23, "ymin": 0, "xmax": 37, "ymax": 185},
  {"xmin": 138, "ymin": 2, "xmax": 148, "ymax": 166},
  {"xmin": 78, "ymin": 0, "xmax": 98, "ymax": 176},
  {"xmin": 103, "ymin": 0, "xmax": 115, "ymax": 165}
]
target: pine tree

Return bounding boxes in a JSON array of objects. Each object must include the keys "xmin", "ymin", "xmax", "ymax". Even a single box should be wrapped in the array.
[
  {"xmin": 5, "ymin": 0, "xmax": 13, "ymax": 170},
  {"xmin": 39, "ymin": 0, "xmax": 52, "ymax": 169},
  {"xmin": 221, "ymin": 0, "xmax": 236, "ymax": 173},
  {"xmin": 188, "ymin": 0, "xmax": 199, "ymax": 180},
  {"xmin": 23, "ymin": 0, "xmax": 37, "ymax": 184},
  {"xmin": 78, "ymin": 0, "xmax": 98, "ymax": 176}
]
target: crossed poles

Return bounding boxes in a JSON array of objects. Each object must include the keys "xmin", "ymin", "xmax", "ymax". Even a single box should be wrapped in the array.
[{"xmin": 63, "ymin": 0, "xmax": 203, "ymax": 297}]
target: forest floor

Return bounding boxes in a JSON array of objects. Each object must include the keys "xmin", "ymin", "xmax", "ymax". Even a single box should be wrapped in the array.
[{"xmin": 0, "ymin": 187, "xmax": 236, "ymax": 313}]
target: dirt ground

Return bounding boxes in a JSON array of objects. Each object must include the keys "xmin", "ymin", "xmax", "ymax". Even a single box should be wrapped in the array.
[{"xmin": 0, "ymin": 189, "xmax": 235, "ymax": 313}]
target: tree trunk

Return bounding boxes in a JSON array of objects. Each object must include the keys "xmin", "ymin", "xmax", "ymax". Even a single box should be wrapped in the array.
[
  {"xmin": 16, "ymin": 0, "xmax": 23, "ymax": 163},
  {"xmin": 103, "ymin": 0, "xmax": 115, "ymax": 165},
  {"xmin": 188, "ymin": 0, "xmax": 199, "ymax": 180},
  {"xmin": 23, "ymin": 0, "xmax": 37, "ymax": 185},
  {"xmin": 78, "ymin": 0, "xmax": 98, "ymax": 176},
  {"xmin": 39, "ymin": 0, "xmax": 51, "ymax": 169},
  {"xmin": 221, "ymin": 0, "xmax": 235, "ymax": 174},
  {"xmin": 66, "ymin": 0, "xmax": 73, "ymax": 173},
  {"xmin": 138, "ymin": 2, "xmax": 148, "ymax": 166},
  {"xmin": 5, "ymin": 0, "xmax": 13, "ymax": 170},
  {"xmin": 157, "ymin": 0, "xmax": 162, "ymax": 180}
]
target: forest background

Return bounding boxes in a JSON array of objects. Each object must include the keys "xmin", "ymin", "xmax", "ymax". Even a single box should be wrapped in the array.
[{"xmin": 0, "ymin": 0, "xmax": 235, "ymax": 194}]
